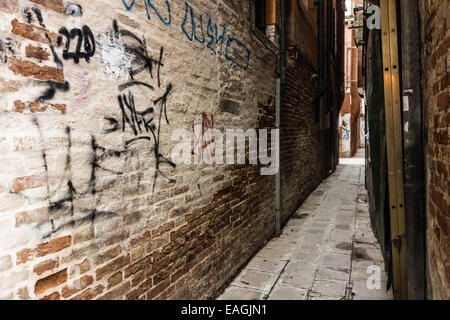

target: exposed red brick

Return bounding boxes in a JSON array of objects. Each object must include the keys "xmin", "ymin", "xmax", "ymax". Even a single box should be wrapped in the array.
[
  {"xmin": 423, "ymin": 3, "xmax": 450, "ymax": 299},
  {"xmin": 107, "ymin": 271, "xmax": 123, "ymax": 289},
  {"xmin": 11, "ymin": 174, "xmax": 47, "ymax": 192},
  {"xmin": 431, "ymin": 186, "xmax": 443, "ymax": 210},
  {"xmin": 436, "ymin": 92, "xmax": 449, "ymax": 111},
  {"xmin": 433, "ymin": 81, "xmax": 440, "ymax": 95},
  {"xmin": 71, "ymin": 285, "xmax": 104, "ymax": 300},
  {"xmin": 126, "ymin": 278, "xmax": 152, "ymax": 300},
  {"xmin": 95, "ymin": 254, "xmax": 130, "ymax": 281},
  {"xmin": 35, "ymin": 236, "xmax": 72, "ymax": 257},
  {"xmin": 146, "ymin": 278, "xmax": 170, "ymax": 300},
  {"xmin": 98, "ymin": 281, "xmax": 131, "ymax": 300},
  {"xmin": 130, "ymin": 231, "xmax": 151, "ymax": 248},
  {"xmin": 170, "ymin": 225, "xmax": 189, "ymax": 241},
  {"xmin": 130, "ymin": 246, "xmax": 145, "ymax": 261},
  {"xmin": 171, "ymin": 264, "xmax": 189, "ymax": 283},
  {"xmin": 33, "ymin": 258, "xmax": 59, "ymax": 275},
  {"xmin": 25, "ymin": 44, "xmax": 50, "ymax": 61},
  {"xmin": 152, "ymin": 221, "xmax": 175, "ymax": 238},
  {"xmin": 152, "ymin": 254, "xmax": 170, "ymax": 274},
  {"xmin": 441, "ymin": 74, "xmax": 449, "ymax": 91},
  {"xmin": 437, "ymin": 214, "xmax": 448, "ymax": 233},
  {"xmin": 0, "ymin": 0, "xmax": 18, "ymax": 13},
  {"xmin": 61, "ymin": 275, "xmax": 94, "ymax": 298},
  {"xmin": 153, "ymin": 267, "xmax": 170, "ymax": 286},
  {"xmin": 446, "ymin": 264, "xmax": 450, "ymax": 284},
  {"xmin": 131, "ymin": 271, "xmax": 145, "ymax": 287},
  {"xmin": 433, "ymin": 38, "xmax": 450, "ymax": 62},
  {"xmin": 35, "ymin": 269, "xmax": 67, "ymax": 295},
  {"xmin": 16, "ymin": 248, "xmax": 33, "ymax": 265},
  {"xmin": 11, "ymin": 19, "xmax": 60, "ymax": 45},
  {"xmin": 436, "ymin": 161, "xmax": 448, "ymax": 177},
  {"xmin": 8, "ymin": 58, "xmax": 65, "ymax": 83},
  {"xmin": 124, "ymin": 255, "xmax": 152, "ymax": 278},
  {"xmin": 170, "ymin": 185, "xmax": 189, "ymax": 197},
  {"xmin": 40, "ymin": 292, "xmax": 60, "ymax": 300},
  {"xmin": 29, "ymin": 0, "xmax": 65, "ymax": 13}
]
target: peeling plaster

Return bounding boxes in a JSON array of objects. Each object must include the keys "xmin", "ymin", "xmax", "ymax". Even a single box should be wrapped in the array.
[{"xmin": 97, "ymin": 27, "xmax": 133, "ymax": 80}]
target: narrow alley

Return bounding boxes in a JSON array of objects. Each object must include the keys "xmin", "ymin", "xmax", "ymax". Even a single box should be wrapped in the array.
[
  {"xmin": 220, "ymin": 150, "xmax": 392, "ymax": 300},
  {"xmin": 0, "ymin": 0, "xmax": 448, "ymax": 305}
]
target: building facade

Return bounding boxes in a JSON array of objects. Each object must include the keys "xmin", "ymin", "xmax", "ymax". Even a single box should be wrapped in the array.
[{"xmin": 419, "ymin": 0, "xmax": 450, "ymax": 300}]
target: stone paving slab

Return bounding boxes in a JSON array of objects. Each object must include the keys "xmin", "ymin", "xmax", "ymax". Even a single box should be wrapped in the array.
[
  {"xmin": 316, "ymin": 266, "xmax": 350, "ymax": 281},
  {"xmin": 218, "ymin": 285, "xmax": 267, "ymax": 300},
  {"xmin": 311, "ymin": 279, "xmax": 348, "ymax": 298},
  {"xmin": 218, "ymin": 152, "xmax": 393, "ymax": 300},
  {"xmin": 279, "ymin": 261, "xmax": 315, "ymax": 289},
  {"xmin": 246, "ymin": 257, "xmax": 288, "ymax": 274},
  {"xmin": 255, "ymin": 246, "xmax": 292, "ymax": 261},
  {"xmin": 352, "ymin": 280, "xmax": 392, "ymax": 300},
  {"xmin": 268, "ymin": 284, "xmax": 307, "ymax": 300},
  {"xmin": 231, "ymin": 269, "xmax": 279, "ymax": 293}
]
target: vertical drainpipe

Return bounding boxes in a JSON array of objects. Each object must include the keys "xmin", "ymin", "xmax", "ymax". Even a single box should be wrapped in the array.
[
  {"xmin": 250, "ymin": 0, "xmax": 281, "ymax": 236},
  {"xmin": 363, "ymin": 0, "xmax": 368, "ymax": 188},
  {"xmin": 327, "ymin": 0, "xmax": 333, "ymax": 174},
  {"xmin": 276, "ymin": 78, "xmax": 281, "ymax": 236},
  {"xmin": 399, "ymin": 0, "xmax": 426, "ymax": 300},
  {"xmin": 314, "ymin": 0, "xmax": 326, "ymax": 101},
  {"xmin": 313, "ymin": 0, "xmax": 326, "ymax": 180},
  {"xmin": 276, "ymin": 0, "xmax": 287, "ymax": 236},
  {"xmin": 280, "ymin": 0, "xmax": 287, "ymax": 84}
]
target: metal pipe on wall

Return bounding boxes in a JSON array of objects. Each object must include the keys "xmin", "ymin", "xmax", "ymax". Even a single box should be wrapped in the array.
[
  {"xmin": 275, "ymin": 0, "xmax": 287, "ymax": 236},
  {"xmin": 248, "ymin": 0, "xmax": 281, "ymax": 235},
  {"xmin": 363, "ymin": 0, "xmax": 368, "ymax": 188},
  {"xmin": 275, "ymin": 78, "xmax": 281, "ymax": 236},
  {"xmin": 313, "ymin": 0, "xmax": 326, "ymax": 102},
  {"xmin": 280, "ymin": 0, "xmax": 287, "ymax": 84}
]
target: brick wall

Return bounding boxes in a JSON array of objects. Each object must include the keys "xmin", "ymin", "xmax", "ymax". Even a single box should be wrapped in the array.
[
  {"xmin": 0, "ymin": 0, "xmax": 327, "ymax": 300},
  {"xmin": 419, "ymin": 0, "xmax": 450, "ymax": 300},
  {"xmin": 280, "ymin": 56, "xmax": 324, "ymax": 223}
]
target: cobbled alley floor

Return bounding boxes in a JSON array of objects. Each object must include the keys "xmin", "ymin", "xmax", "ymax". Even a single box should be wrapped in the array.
[{"xmin": 219, "ymin": 150, "xmax": 393, "ymax": 300}]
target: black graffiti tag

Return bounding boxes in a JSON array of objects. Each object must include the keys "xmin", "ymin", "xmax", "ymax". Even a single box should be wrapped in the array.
[
  {"xmin": 59, "ymin": 26, "xmax": 96, "ymax": 64},
  {"xmin": 103, "ymin": 20, "xmax": 177, "ymax": 192}
]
